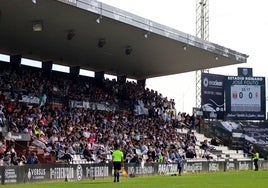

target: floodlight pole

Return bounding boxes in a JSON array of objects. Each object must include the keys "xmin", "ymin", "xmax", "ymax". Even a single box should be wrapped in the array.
[{"xmin": 195, "ymin": 0, "xmax": 209, "ymax": 110}]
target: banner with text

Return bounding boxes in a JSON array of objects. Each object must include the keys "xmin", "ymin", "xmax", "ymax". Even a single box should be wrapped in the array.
[{"xmin": 201, "ymin": 73, "xmax": 225, "ymax": 119}]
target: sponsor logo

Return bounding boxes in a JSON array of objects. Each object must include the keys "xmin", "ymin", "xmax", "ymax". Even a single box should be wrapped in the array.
[
  {"xmin": 76, "ymin": 165, "xmax": 83, "ymax": 181},
  {"xmin": 203, "ymin": 77, "xmax": 209, "ymax": 87},
  {"xmin": 50, "ymin": 167, "xmax": 74, "ymax": 180},
  {"xmin": 28, "ymin": 168, "xmax": 46, "ymax": 180},
  {"xmin": 203, "ymin": 77, "xmax": 223, "ymax": 88},
  {"xmin": 242, "ymin": 68, "xmax": 248, "ymax": 76}
]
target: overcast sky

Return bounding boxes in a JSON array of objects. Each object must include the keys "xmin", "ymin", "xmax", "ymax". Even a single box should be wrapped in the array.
[{"xmin": 98, "ymin": 0, "xmax": 268, "ymax": 113}]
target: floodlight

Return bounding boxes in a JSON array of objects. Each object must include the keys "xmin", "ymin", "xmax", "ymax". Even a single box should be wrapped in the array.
[
  {"xmin": 144, "ymin": 32, "xmax": 150, "ymax": 39},
  {"xmin": 32, "ymin": 20, "xmax": 43, "ymax": 32},
  {"xmin": 96, "ymin": 16, "xmax": 102, "ymax": 24}
]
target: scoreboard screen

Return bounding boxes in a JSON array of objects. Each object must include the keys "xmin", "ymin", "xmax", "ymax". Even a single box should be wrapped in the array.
[
  {"xmin": 231, "ymin": 85, "xmax": 261, "ymax": 112},
  {"xmin": 225, "ymin": 76, "xmax": 266, "ymax": 120}
]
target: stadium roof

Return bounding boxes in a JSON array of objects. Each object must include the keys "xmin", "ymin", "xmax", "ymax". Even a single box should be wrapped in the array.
[{"xmin": 0, "ymin": 0, "xmax": 248, "ymax": 80}]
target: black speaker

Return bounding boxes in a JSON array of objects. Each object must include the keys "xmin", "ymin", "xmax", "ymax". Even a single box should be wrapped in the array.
[
  {"xmin": 117, "ymin": 75, "xmax": 126, "ymax": 84},
  {"xmin": 70, "ymin": 66, "xmax": 80, "ymax": 76},
  {"xmin": 95, "ymin": 71, "xmax": 104, "ymax": 84},
  {"xmin": 42, "ymin": 61, "xmax": 53, "ymax": 78},
  {"xmin": 42, "ymin": 61, "xmax": 52, "ymax": 71},
  {"xmin": 125, "ymin": 46, "xmax": 132, "ymax": 55},
  {"xmin": 10, "ymin": 55, "xmax": 22, "ymax": 69}
]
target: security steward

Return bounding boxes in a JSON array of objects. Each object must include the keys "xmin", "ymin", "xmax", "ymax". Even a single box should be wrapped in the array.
[{"xmin": 253, "ymin": 150, "xmax": 259, "ymax": 171}]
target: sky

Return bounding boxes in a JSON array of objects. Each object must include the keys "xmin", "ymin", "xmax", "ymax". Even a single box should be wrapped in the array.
[{"xmin": 97, "ymin": 0, "xmax": 268, "ymax": 114}]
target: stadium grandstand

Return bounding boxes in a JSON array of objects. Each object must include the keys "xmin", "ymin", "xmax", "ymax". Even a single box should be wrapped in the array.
[{"xmin": 0, "ymin": 0, "xmax": 267, "ymax": 182}]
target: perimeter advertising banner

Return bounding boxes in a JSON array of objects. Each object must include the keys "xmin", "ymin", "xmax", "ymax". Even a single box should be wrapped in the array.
[
  {"xmin": 201, "ymin": 73, "xmax": 225, "ymax": 119},
  {"xmin": 225, "ymin": 76, "xmax": 266, "ymax": 120},
  {"xmin": 0, "ymin": 160, "xmax": 262, "ymax": 184}
]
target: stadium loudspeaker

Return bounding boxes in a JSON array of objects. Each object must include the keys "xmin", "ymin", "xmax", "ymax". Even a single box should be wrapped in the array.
[
  {"xmin": 70, "ymin": 66, "xmax": 80, "ymax": 76},
  {"xmin": 137, "ymin": 79, "xmax": 146, "ymax": 88},
  {"xmin": 42, "ymin": 61, "xmax": 52, "ymax": 71},
  {"xmin": 98, "ymin": 38, "xmax": 106, "ymax": 48},
  {"xmin": 117, "ymin": 75, "xmax": 126, "ymax": 84},
  {"xmin": 10, "ymin": 55, "xmax": 22, "ymax": 68},
  {"xmin": 125, "ymin": 46, "xmax": 132, "ymax": 55},
  {"xmin": 42, "ymin": 61, "xmax": 53, "ymax": 78},
  {"xmin": 67, "ymin": 30, "xmax": 75, "ymax": 40},
  {"xmin": 95, "ymin": 71, "xmax": 104, "ymax": 83}
]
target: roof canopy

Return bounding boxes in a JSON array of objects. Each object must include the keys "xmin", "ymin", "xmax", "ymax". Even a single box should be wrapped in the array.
[{"xmin": 0, "ymin": 0, "xmax": 248, "ymax": 80}]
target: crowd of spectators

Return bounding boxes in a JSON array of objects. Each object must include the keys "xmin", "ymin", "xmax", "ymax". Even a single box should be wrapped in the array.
[{"xmin": 0, "ymin": 63, "xmax": 200, "ymax": 166}]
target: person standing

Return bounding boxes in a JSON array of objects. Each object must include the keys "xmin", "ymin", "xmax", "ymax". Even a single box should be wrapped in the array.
[
  {"xmin": 112, "ymin": 144, "xmax": 124, "ymax": 182},
  {"xmin": 253, "ymin": 150, "xmax": 259, "ymax": 171},
  {"xmin": 177, "ymin": 157, "xmax": 183, "ymax": 176}
]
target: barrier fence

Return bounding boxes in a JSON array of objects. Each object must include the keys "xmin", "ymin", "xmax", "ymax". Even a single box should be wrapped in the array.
[{"xmin": 1, "ymin": 159, "xmax": 268, "ymax": 184}]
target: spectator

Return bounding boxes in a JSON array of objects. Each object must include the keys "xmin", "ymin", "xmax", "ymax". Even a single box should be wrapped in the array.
[
  {"xmin": 248, "ymin": 144, "xmax": 254, "ymax": 158},
  {"xmin": 0, "ymin": 152, "xmax": 4, "ymax": 166},
  {"xmin": 57, "ymin": 145, "xmax": 73, "ymax": 162},
  {"xmin": 0, "ymin": 136, "xmax": 7, "ymax": 154},
  {"xmin": 0, "ymin": 91, "xmax": 5, "ymax": 102},
  {"xmin": 0, "ymin": 63, "xmax": 208, "ymax": 165},
  {"xmin": 243, "ymin": 142, "xmax": 250, "ymax": 157},
  {"xmin": 129, "ymin": 154, "xmax": 140, "ymax": 165},
  {"xmin": 185, "ymin": 142, "xmax": 196, "ymax": 159},
  {"xmin": 157, "ymin": 152, "xmax": 164, "ymax": 163},
  {"xmin": 200, "ymin": 139, "xmax": 210, "ymax": 150},
  {"xmin": 189, "ymin": 113, "xmax": 196, "ymax": 130},
  {"xmin": 3, "ymin": 151, "xmax": 12, "ymax": 166},
  {"xmin": 210, "ymin": 137, "xmax": 220, "ymax": 146},
  {"xmin": 26, "ymin": 152, "xmax": 39, "ymax": 164},
  {"xmin": 195, "ymin": 115, "xmax": 202, "ymax": 133},
  {"xmin": 82, "ymin": 144, "xmax": 94, "ymax": 162},
  {"xmin": 202, "ymin": 150, "xmax": 213, "ymax": 160}
]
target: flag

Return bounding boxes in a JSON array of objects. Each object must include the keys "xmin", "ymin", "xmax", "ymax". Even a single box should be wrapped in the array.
[
  {"xmin": 39, "ymin": 94, "xmax": 47, "ymax": 107},
  {"xmin": 122, "ymin": 167, "xmax": 128, "ymax": 178}
]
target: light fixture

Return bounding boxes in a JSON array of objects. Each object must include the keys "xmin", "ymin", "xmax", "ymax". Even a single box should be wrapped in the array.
[
  {"xmin": 32, "ymin": 0, "xmax": 37, "ymax": 4},
  {"xmin": 67, "ymin": 30, "xmax": 75, "ymax": 40},
  {"xmin": 96, "ymin": 15, "xmax": 102, "ymax": 24},
  {"xmin": 144, "ymin": 32, "xmax": 150, "ymax": 39},
  {"xmin": 215, "ymin": 56, "xmax": 219, "ymax": 60},
  {"xmin": 32, "ymin": 20, "xmax": 43, "ymax": 32},
  {"xmin": 125, "ymin": 46, "xmax": 132, "ymax": 55},
  {"xmin": 98, "ymin": 38, "xmax": 106, "ymax": 48},
  {"xmin": 183, "ymin": 46, "xmax": 187, "ymax": 51}
]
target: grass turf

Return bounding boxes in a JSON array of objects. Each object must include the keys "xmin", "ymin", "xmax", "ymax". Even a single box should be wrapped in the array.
[{"xmin": 2, "ymin": 170, "xmax": 267, "ymax": 188}]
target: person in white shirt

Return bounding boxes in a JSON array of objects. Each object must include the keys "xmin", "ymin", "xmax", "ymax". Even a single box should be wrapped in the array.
[{"xmin": 57, "ymin": 145, "xmax": 73, "ymax": 162}]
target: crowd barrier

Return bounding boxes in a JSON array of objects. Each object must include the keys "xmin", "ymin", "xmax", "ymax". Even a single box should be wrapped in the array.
[{"xmin": 1, "ymin": 159, "xmax": 267, "ymax": 184}]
